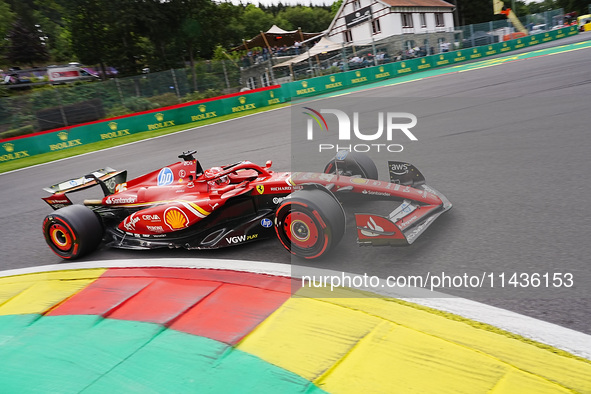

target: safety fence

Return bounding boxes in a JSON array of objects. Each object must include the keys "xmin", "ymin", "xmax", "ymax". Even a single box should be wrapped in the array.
[
  {"xmin": 0, "ymin": 25, "xmax": 578, "ymax": 165},
  {"xmin": 256, "ymin": 9, "xmax": 567, "ymax": 82},
  {"xmin": 0, "ymin": 62, "xmax": 241, "ymax": 139}
]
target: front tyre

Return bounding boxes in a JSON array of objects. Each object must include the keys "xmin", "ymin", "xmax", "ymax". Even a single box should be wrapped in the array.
[
  {"xmin": 275, "ymin": 189, "xmax": 345, "ymax": 259},
  {"xmin": 42, "ymin": 205, "xmax": 103, "ymax": 259}
]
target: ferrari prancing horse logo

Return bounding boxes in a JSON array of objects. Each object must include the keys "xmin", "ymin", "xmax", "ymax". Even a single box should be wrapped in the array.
[{"xmin": 256, "ymin": 185, "xmax": 264, "ymax": 194}]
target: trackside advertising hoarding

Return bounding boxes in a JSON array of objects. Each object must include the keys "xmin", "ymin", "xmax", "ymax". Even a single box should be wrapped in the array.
[
  {"xmin": 0, "ymin": 26, "xmax": 578, "ymax": 164},
  {"xmin": 0, "ymin": 86, "xmax": 285, "ymax": 164}
]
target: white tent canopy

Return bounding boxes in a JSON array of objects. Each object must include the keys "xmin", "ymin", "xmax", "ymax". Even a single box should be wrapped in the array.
[
  {"xmin": 273, "ymin": 36, "xmax": 344, "ymax": 68},
  {"xmin": 265, "ymin": 25, "xmax": 295, "ymax": 35},
  {"xmin": 232, "ymin": 25, "xmax": 320, "ymax": 52}
]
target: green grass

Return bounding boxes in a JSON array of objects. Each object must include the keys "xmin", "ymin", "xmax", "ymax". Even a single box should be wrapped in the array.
[{"xmin": 0, "ymin": 102, "xmax": 290, "ymax": 174}]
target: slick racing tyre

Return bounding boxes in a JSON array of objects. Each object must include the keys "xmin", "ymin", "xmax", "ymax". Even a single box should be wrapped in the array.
[
  {"xmin": 275, "ymin": 189, "xmax": 345, "ymax": 259},
  {"xmin": 42, "ymin": 205, "xmax": 103, "ymax": 259},
  {"xmin": 324, "ymin": 151, "xmax": 378, "ymax": 180}
]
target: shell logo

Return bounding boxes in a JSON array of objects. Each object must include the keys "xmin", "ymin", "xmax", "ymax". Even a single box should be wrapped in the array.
[
  {"xmin": 164, "ymin": 207, "xmax": 189, "ymax": 230},
  {"xmin": 108, "ymin": 122, "xmax": 118, "ymax": 131},
  {"xmin": 350, "ymin": 177, "xmax": 368, "ymax": 185}
]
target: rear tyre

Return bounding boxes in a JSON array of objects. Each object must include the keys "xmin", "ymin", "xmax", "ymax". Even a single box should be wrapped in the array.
[
  {"xmin": 42, "ymin": 205, "xmax": 103, "ymax": 259},
  {"xmin": 275, "ymin": 189, "xmax": 345, "ymax": 259},
  {"xmin": 324, "ymin": 151, "xmax": 378, "ymax": 180}
]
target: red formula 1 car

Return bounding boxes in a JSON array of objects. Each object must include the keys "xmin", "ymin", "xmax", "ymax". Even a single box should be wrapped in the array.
[{"xmin": 42, "ymin": 150, "xmax": 451, "ymax": 260}]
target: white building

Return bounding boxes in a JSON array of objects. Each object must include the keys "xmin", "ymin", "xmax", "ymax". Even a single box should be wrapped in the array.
[{"xmin": 327, "ymin": 0, "xmax": 455, "ymax": 47}]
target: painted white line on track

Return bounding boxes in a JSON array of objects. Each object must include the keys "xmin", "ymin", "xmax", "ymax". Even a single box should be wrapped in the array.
[{"xmin": 2, "ymin": 258, "xmax": 590, "ymax": 360}]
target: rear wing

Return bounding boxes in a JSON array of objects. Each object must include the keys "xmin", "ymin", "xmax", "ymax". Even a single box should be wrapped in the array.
[{"xmin": 42, "ymin": 168, "xmax": 127, "ymax": 210}]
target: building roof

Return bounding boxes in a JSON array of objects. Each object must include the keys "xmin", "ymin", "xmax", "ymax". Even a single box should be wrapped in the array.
[{"xmin": 379, "ymin": 0, "xmax": 454, "ymax": 7}]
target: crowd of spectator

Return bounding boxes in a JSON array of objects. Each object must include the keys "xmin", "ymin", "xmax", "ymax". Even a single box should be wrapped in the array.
[
  {"xmin": 240, "ymin": 39, "xmax": 455, "ymax": 72},
  {"xmin": 240, "ymin": 41, "xmax": 306, "ymax": 68}
]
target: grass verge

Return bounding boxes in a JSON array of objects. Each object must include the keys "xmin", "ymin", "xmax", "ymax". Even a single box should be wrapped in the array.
[{"xmin": 0, "ymin": 102, "xmax": 290, "ymax": 174}]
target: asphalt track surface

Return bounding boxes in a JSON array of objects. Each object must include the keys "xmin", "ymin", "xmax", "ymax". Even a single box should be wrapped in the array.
[{"xmin": 1, "ymin": 33, "xmax": 590, "ymax": 334}]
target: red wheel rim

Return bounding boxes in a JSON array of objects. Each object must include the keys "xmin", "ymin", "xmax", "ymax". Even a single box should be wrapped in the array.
[
  {"xmin": 49, "ymin": 223, "xmax": 73, "ymax": 252},
  {"xmin": 284, "ymin": 211, "xmax": 319, "ymax": 249}
]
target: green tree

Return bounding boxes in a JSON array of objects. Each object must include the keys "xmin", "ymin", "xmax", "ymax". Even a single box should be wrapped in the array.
[
  {"xmin": 242, "ymin": 4, "xmax": 275, "ymax": 38},
  {"xmin": 32, "ymin": 1, "xmax": 73, "ymax": 64},
  {"xmin": 5, "ymin": 18, "xmax": 49, "ymax": 66},
  {"xmin": 331, "ymin": 0, "xmax": 343, "ymax": 18},
  {"xmin": 64, "ymin": 0, "xmax": 112, "ymax": 78},
  {"xmin": 0, "ymin": 0, "xmax": 16, "ymax": 59},
  {"xmin": 526, "ymin": 0, "xmax": 559, "ymax": 13},
  {"xmin": 276, "ymin": 6, "xmax": 332, "ymax": 32},
  {"xmin": 65, "ymin": 0, "xmax": 147, "ymax": 76},
  {"xmin": 556, "ymin": 0, "xmax": 589, "ymax": 14}
]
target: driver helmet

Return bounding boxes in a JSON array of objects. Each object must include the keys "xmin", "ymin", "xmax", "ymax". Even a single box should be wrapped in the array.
[{"xmin": 204, "ymin": 167, "xmax": 230, "ymax": 186}]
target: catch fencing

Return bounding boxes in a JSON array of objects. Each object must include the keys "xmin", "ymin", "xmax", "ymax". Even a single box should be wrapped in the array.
[{"xmin": 0, "ymin": 61, "xmax": 242, "ymax": 139}]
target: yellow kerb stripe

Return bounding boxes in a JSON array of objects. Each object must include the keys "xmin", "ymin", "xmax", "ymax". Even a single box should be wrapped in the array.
[
  {"xmin": 238, "ymin": 286, "xmax": 591, "ymax": 393},
  {"xmin": 0, "ymin": 269, "xmax": 105, "ymax": 316}
]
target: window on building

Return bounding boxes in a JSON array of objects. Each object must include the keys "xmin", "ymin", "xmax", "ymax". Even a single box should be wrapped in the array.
[
  {"xmin": 420, "ymin": 13, "xmax": 427, "ymax": 28},
  {"xmin": 424, "ymin": 38, "xmax": 431, "ymax": 55},
  {"xmin": 247, "ymin": 76, "xmax": 257, "ymax": 90},
  {"xmin": 260, "ymin": 72, "xmax": 269, "ymax": 87},
  {"xmin": 435, "ymin": 12, "xmax": 445, "ymax": 27},
  {"xmin": 372, "ymin": 18, "xmax": 381, "ymax": 34},
  {"xmin": 353, "ymin": 0, "xmax": 361, "ymax": 10},
  {"xmin": 401, "ymin": 13, "xmax": 414, "ymax": 28},
  {"xmin": 343, "ymin": 29, "xmax": 353, "ymax": 43},
  {"xmin": 403, "ymin": 40, "xmax": 415, "ymax": 50}
]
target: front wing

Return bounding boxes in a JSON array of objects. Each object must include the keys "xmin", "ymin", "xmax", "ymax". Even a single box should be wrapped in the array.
[{"xmin": 355, "ymin": 183, "xmax": 452, "ymax": 246}]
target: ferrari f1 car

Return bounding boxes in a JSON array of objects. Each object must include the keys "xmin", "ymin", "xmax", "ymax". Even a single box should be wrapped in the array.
[{"xmin": 42, "ymin": 150, "xmax": 451, "ymax": 260}]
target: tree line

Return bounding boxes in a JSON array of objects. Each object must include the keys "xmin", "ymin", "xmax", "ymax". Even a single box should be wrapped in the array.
[
  {"xmin": 0, "ymin": 0, "xmax": 333, "ymax": 77},
  {"xmin": 0, "ymin": 0, "xmax": 586, "ymax": 78}
]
